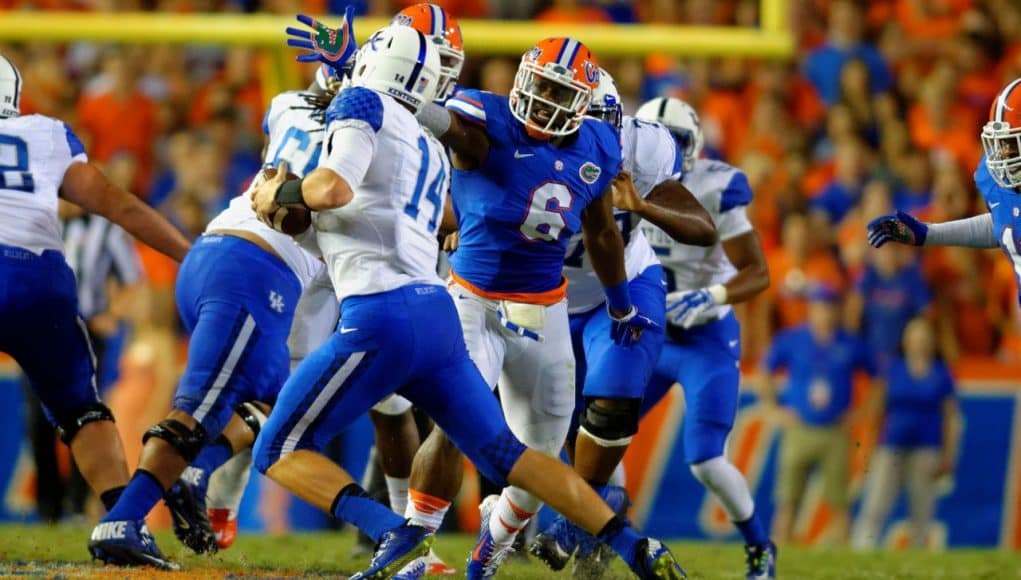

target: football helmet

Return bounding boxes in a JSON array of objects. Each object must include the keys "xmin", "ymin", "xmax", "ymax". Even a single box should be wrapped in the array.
[
  {"xmin": 392, "ymin": 4, "xmax": 464, "ymax": 103},
  {"xmin": 510, "ymin": 37, "xmax": 599, "ymax": 139},
  {"xmin": 350, "ymin": 25, "xmax": 442, "ymax": 113},
  {"xmin": 0, "ymin": 55, "xmax": 21, "ymax": 119},
  {"xmin": 982, "ymin": 78, "xmax": 1021, "ymax": 189},
  {"xmin": 635, "ymin": 96, "xmax": 704, "ymax": 174},
  {"xmin": 588, "ymin": 67, "xmax": 622, "ymax": 130}
]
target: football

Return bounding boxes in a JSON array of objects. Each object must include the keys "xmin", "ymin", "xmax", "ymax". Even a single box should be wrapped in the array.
[{"xmin": 260, "ymin": 167, "xmax": 311, "ymax": 236}]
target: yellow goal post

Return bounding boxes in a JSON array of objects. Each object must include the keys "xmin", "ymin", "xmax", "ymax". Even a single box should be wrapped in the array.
[{"xmin": 0, "ymin": 0, "xmax": 793, "ymax": 111}]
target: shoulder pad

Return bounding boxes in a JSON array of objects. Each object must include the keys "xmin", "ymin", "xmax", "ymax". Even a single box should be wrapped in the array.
[{"xmin": 326, "ymin": 87, "xmax": 384, "ymax": 132}]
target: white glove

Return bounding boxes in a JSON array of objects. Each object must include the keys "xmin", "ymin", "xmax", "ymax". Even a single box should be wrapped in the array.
[{"xmin": 665, "ymin": 284, "xmax": 727, "ymax": 328}]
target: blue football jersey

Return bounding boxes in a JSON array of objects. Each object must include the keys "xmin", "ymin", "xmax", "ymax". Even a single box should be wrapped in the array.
[
  {"xmin": 445, "ymin": 90, "xmax": 622, "ymax": 299},
  {"xmin": 976, "ymin": 157, "xmax": 1021, "ymax": 303}
]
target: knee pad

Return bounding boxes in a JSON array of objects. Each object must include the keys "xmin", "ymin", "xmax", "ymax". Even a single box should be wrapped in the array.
[
  {"xmin": 58, "ymin": 403, "xmax": 115, "ymax": 444},
  {"xmin": 143, "ymin": 419, "xmax": 208, "ymax": 463},
  {"xmin": 578, "ymin": 398, "xmax": 641, "ymax": 448},
  {"xmin": 371, "ymin": 394, "xmax": 413, "ymax": 417},
  {"xmin": 235, "ymin": 401, "xmax": 268, "ymax": 438}
]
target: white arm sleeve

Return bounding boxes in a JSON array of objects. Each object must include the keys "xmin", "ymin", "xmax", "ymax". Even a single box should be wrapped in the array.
[
  {"xmin": 320, "ymin": 120, "xmax": 376, "ymax": 188},
  {"xmin": 716, "ymin": 206, "xmax": 755, "ymax": 242},
  {"xmin": 924, "ymin": 213, "xmax": 998, "ymax": 249}
]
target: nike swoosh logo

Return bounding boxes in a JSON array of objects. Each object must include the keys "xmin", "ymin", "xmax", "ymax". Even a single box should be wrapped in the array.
[
  {"xmin": 991, "ymin": 202, "xmax": 1002, "ymax": 208},
  {"xmin": 340, "ymin": 327, "xmax": 359, "ymax": 334},
  {"xmin": 728, "ymin": 340, "xmax": 738, "ymax": 347},
  {"xmin": 514, "ymin": 150, "xmax": 535, "ymax": 159}
]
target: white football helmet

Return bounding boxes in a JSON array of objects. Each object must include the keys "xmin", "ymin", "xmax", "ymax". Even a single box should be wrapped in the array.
[
  {"xmin": 635, "ymin": 97, "xmax": 704, "ymax": 173},
  {"xmin": 350, "ymin": 25, "xmax": 441, "ymax": 114},
  {"xmin": 588, "ymin": 67, "xmax": 622, "ymax": 130},
  {"xmin": 0, "ymin": 55, "xmax": 21, "ymax": 119}
]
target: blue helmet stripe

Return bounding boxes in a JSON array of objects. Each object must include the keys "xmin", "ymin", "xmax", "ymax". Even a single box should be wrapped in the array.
[
  {"xmin": 405, "ymin": 29, "xmax": 428, "ymax": 92},
  {"xmin": 554, "ymin": 39, "xmax": 570, "ymax": 67},
  {"xmin": 430, "ymin": 4, "xmax": 442, "ymax": 36}
]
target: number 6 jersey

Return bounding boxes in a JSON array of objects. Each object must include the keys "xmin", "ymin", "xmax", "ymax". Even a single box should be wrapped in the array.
[
  {"xmin": 445, "ymin": 89, "xmax": 622, "ymax": 304},
  {"xmin": 0, "ymin": 115, "xmax": 88, "ymax": 254}
]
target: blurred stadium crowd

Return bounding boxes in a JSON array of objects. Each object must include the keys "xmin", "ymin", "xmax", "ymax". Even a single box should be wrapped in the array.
[{"xmin": 1, "ymin": 0, "xmax": 1020, "ymax": 546}]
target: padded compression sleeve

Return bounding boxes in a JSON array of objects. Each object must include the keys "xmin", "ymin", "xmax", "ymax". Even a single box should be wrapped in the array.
[{"xmin": 925, "ymin": 213, "xmax": 997, "ymax": 249}]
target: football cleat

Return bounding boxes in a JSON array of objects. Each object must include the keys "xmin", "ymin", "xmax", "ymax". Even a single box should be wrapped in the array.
[
  {"xmin": 465, "ymin": 495, "xmax": 514, "ymax": 580},
  {"xmin": 529, "ymin": 515, "xmax": 576, "ymax": 571},
  {"xmin": 351, "ymin": 522, "xmax": 434, "ymax": 580},
  {"xmin": 392, "ymin": 555, "xmax": 427, "ymax": 580},
  {"xmin": 208, "ymin": 508, "xmax": 237, "ymax": 550},
  {"xmin": 631, "ymin": 538, "xmax": 686, "ymax": 580},
  {"xmin": 572, "ymin": 484, "xmax": 632, "ymax": 578},
  {"xmin": 425, "ymin": 548, "xmax": 458, "ymax": 575},
  {"xmin": 164, "ymin": 467, "xmax": 218, "ymax": 554},
  {"xmin": 745, "ymin": 541, "xmax": 777, "ymax": 580},
  {"xmin": 88, "ymin": 519, "xmax": 180, "ymax": 570}
]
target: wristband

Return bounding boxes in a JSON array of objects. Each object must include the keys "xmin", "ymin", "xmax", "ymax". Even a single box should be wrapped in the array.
[
  {"xmin": 275, "ymin": 178, "xmax": 308, "ymax": 208},
  {"xmin": 604, "ymin": 281, "xmax": 632, "ymax": 314},
  {"xmin": 708, "ymin": 283, "xmax": 728, "ymax": 305}
]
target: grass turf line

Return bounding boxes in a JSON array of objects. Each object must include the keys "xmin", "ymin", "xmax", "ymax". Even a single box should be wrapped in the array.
[{"xmin": 1, "ymin": 524, "xmax": 1020, "ymax": 578}]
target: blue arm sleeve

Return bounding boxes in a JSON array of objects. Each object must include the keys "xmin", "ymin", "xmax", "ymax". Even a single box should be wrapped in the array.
[{"xmin": 326, "ymin": 86, "xmax": 384, "ymax": 132}]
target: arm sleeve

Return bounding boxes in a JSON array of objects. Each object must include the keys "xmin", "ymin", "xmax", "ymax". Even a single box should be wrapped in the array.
[
  {"xmin": 924, "ymin": 213, "xmax": 998, "ymax": 249},
  {"xmin": 321, "ymin": 123, "xmax": 376, "ymax": 188}
]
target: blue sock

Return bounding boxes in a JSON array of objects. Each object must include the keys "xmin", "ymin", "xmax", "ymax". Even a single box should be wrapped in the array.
[
  {"xmin": 331, "ymin": 483, "xmax": 405, "ymax": 542},
  {"xmin": 189, "ymin": 435, "xmax": 234, "ymax": 483},
  {"xmin": 103, "ymin": 470, "xmax": 165, "ymax": 523},
  {"xmin": 735, "ymin": 510, "xmax": 770, "ymax": 546},
  {"xmin": 597, "ymin": 515, "xmax": 642, "ymax": 568}
]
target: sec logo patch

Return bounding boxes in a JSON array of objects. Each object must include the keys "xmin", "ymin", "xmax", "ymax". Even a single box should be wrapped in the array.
[{"xmin": 579, "ymin": 162, "xmax": 601, "ymax": 184}]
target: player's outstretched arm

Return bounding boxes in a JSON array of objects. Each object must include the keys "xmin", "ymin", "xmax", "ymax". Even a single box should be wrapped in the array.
[
  {"xmin": 60, "ymin": 162, "xmax": 191, "ymax": 262},
  {"xmin": 867, "ymin": 211, "xmax": 998, "ymax": 249},
  {"xmin": 613, "ymin": 172, "xmax": 716, "ymax": 246},
  {"xmin": 581, "ymin": 187, "xmax": 628, "ymax": 299},
  {"xmin": 416, "ymin": 102, "xmax": 490, "ymax": 170}
]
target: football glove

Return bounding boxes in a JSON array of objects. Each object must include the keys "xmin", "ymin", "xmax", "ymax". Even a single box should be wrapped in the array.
[
  {"xmin": 285, "ymin": 7, "xmax": 358, "ymax": 74},
  {"xmin": 609, "ymin": 306, "xmax": 661, "ymax": 347},
  {"xmin": 866, "ymin": 211, "xmax": 928, "ymax": 248},
  {"xmin": 665, "ymin": 288, "xmax": 716, "ymax": 328}
]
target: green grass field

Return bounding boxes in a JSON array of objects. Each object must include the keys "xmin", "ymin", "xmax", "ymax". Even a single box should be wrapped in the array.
[{"xmin": 1, "ymin": 524, "xmax": 1020, "ymax": 579}]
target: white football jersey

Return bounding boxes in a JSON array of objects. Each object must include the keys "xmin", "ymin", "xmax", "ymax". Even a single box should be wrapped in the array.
[
  {"xmin": 0, "ymin": 115, "xmax": 87, "ymax": 254},
  {"xmin": 314, "ymin": 86, "xmax": 450, "ymax": 301},
  {"xmin": 565, "ymin": 116, "xmax": 681, "ymax": 314},
  {"xmin": 205, "ymin": 91, "xmax": 326, "ymax": 289},
  {"xmin": 642, "ymin": 158, "xmax": 754, "ymax": 325}
]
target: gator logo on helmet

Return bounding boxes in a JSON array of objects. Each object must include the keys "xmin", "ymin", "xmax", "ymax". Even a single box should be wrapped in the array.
[
  {"xmin": 579, "ymin": 162, "xmax": 601, "ymax": 184},
  {"xmin": 393, "ymin": 13, "xmax": 413, "ymax": 26}
]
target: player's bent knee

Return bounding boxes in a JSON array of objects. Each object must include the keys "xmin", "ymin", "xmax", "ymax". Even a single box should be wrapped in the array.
[
  {"xmin": 578, "ymin": 397, "xmax": 641, "ymax": 448},
  {"xmin": 57, "ymin": 402, "xmax": 116, "ymax": 445},
  {"xmin": 143, "ymin": 418, "xmax": 208, "ymax": 463},
  {"xmin": 235, "ymin": 401, "xmax": 269, "ymax": 438}
]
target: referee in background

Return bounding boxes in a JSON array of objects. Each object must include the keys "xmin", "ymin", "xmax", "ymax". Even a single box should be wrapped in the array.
[{"xmin": 24, "ymin": 199, "xmax": 142, "ymax": 522}]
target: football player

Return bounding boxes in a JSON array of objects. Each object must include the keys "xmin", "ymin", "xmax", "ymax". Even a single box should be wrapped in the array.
[
  {"xmin": 250, "ymin": 25, "xmax": 685, "ymax": 580},
  {"xmin": 867, "ymin": 79, "xmax": 1021, "ymax": 301},
  {"xmin": 86, "ymin": 27, "xmax": 357, "ymax": 567},
  {"xmin": 0, "ymin": 54, "xmax": 190, "ymax": 561},
  {"xmin": 405, "ymin": 38, "xmax": 666, "ymax": 579},
  {"xmin": 532, "ymin": 71, "xmax": 717, "ymax": 576},
  {"xmin": 638, "ymin": 97, "xmax": 775, "ymax": 579}
]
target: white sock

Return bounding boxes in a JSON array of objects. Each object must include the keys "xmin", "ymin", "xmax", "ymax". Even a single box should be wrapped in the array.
[
  {"xmin": 609, "ymin": 462, "xmax": 627, "ymax": 487},
  {"xmin": 690, "ymin": 456, "xmax": 754, "ymax": 521},
  {"xmin": 385, "ymin": 476, "xmax": 410, "ymax": 516},
  {"xmin": 207, "ymin": 449, "xmax": 252, "ymax": 513},
  {"xmin": 489, "ymin": 487, "xmax": 539, "ymax": 548},
  {"xmin": 406, "ymin": 489, "xmax": 451, "ymax": 532}
]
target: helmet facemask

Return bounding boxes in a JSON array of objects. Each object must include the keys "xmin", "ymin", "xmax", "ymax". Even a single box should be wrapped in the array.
[
  {"xmin": 510, "ymin": 61, "xmax": 592, "ymax": 139},
  {"xmin": 982, "ymin": 120, "xmax": 1021, "ymax": 190},
  {"xmin": 435, "ymin": 41, "xmax": 464, "ymax": 103}
]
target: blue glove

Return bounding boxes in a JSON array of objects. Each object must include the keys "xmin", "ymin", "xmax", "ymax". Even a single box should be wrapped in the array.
[
  {"xmin": 609, "ymin": 306, "xmax": 661, "ymax": 347},
  {"xmin": 665, "ymin": 288, "xmax": 716, "ymax": 328},
  {"xmin": 867, "ymin": 211, "xmax": 928, "ymax": 248},
  {"xmin": 285, "ymin": 7, "xmax": 358, "ymax": 74}
]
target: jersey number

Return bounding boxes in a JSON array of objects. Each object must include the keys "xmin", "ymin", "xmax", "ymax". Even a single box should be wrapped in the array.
[
  {"xmin": 564, "ymin": 213, "xmax": 632, "ymax": 267},
  {"xmin": 0, "ymin": 135, "xmax": 35, "ymax": 193},
  {"xmin": 269, "ymin": 127, "xmax": 322, "ymax": 177},
  {"xmin": 404, "ymin": 136, "xmax": 445, "ymax": 233},
  {"xmin": 520, "ymin": 182, "xmax": 574, "ymax": 242}
]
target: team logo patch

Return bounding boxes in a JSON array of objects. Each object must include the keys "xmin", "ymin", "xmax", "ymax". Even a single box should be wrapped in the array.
[
  {"xmin": 393, "ymin": 13, "xmax": 413, "ymax": 26},
  {"xmin": 579, "ymin": 161, "xmax": 601, "ymax": 184},
  {"xmin": 584, "ymin": 61, "xmax": 599, "ymax": 84},
  {"xmin": 527, "ymin": 47, "xmax": 542, "ymax": 62},
  {"xmin": 554, "ymin": 160, "xmax": 564, "ymax": 171}
]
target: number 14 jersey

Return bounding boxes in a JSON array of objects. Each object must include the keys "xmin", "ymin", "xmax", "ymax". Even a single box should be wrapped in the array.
[{"xmin": 446, "ymin": 89, "xmax": 622, "ymax": 303}]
